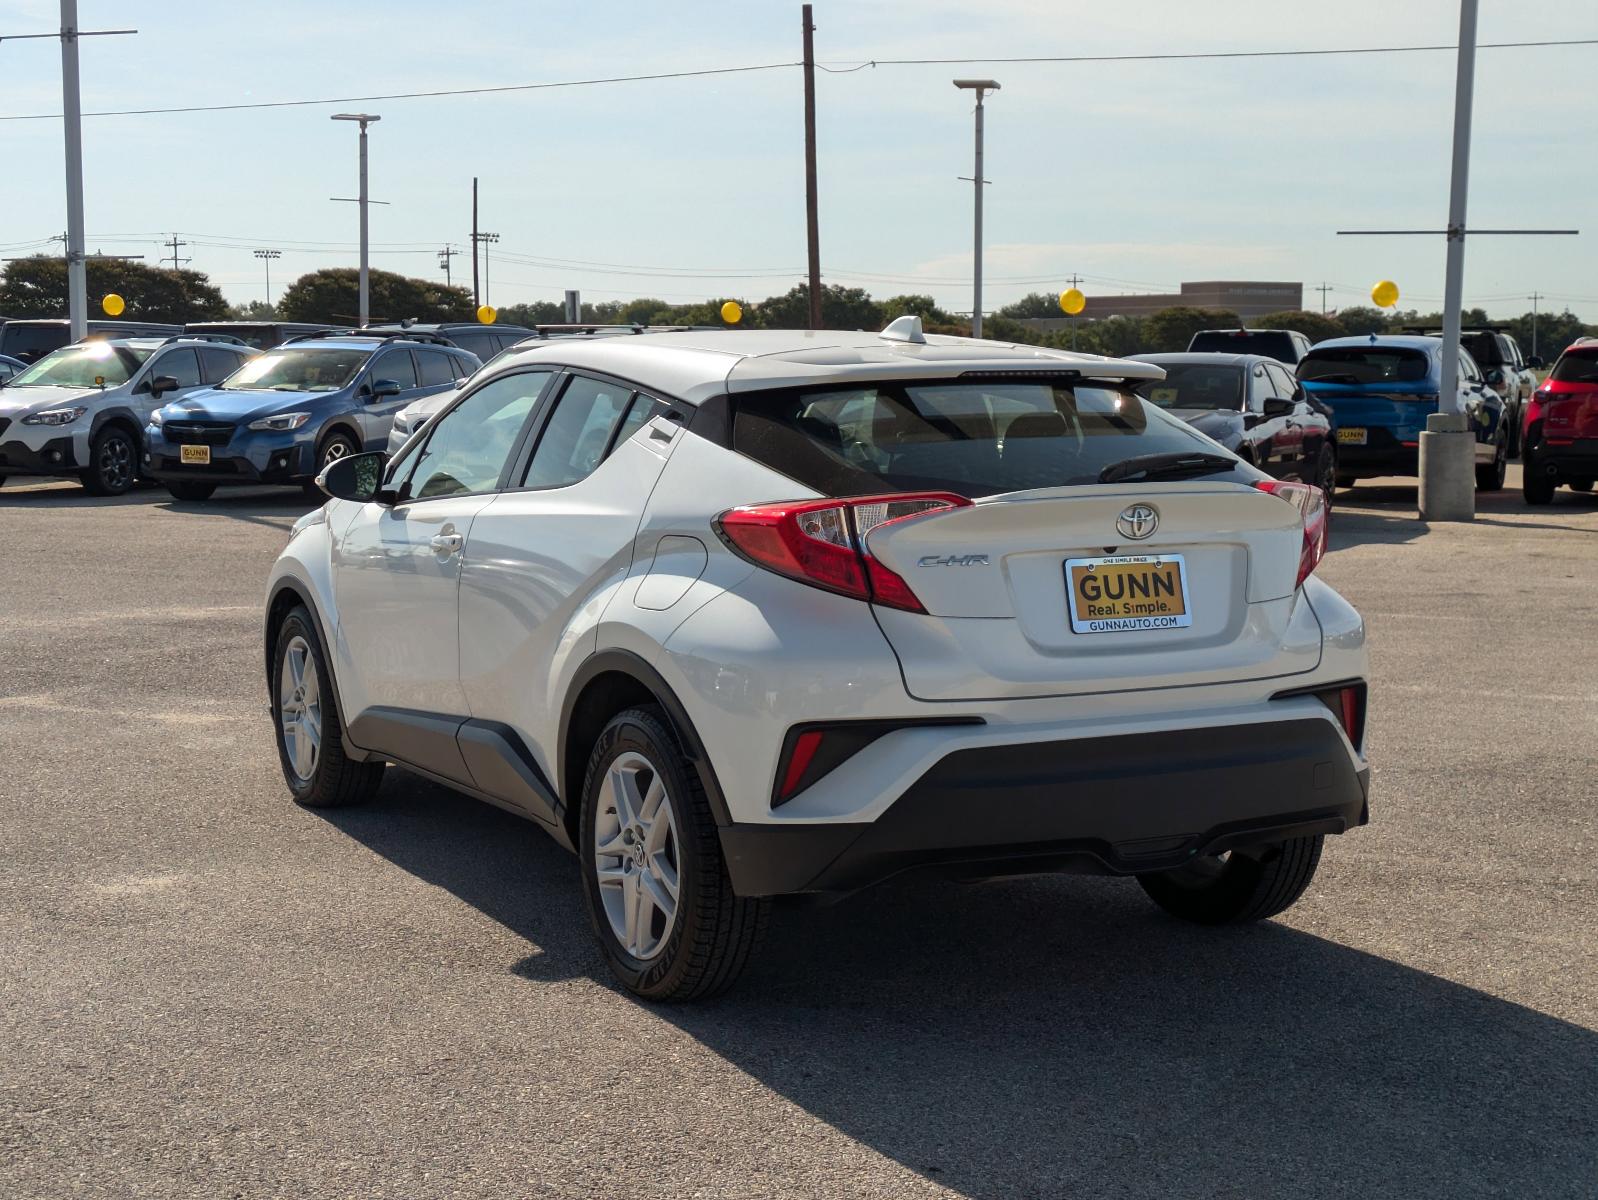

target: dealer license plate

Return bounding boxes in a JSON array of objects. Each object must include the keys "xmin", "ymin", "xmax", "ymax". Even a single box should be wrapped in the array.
[
  {"xmin": 1064, "ymin": 554, "xmax": 1192, "ymax": 634},
  {"xmin": 1336, "ymin": 427, "xmax": 1367, "ymax": 446},
  {"xmin": 180, "ymin": 445, "xmax": 211, "ymax": 465}
]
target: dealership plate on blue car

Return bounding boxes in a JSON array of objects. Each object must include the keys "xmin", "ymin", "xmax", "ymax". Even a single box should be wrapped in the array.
[{"xmin": 1064, "ymin": 554, "xmax": 1191, "ymax": 634}]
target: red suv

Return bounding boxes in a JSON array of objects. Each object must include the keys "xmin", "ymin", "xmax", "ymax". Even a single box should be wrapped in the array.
[{"xmin": 1523, "ymin": 338, "xmax": 1598, "ymax": 504}]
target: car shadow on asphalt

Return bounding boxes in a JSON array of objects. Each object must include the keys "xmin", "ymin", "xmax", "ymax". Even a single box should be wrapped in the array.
[
  {"xmin": 0, "ymin": 480, "xmax": 315, "ymax": 527},
  {"xmin": 326, "ymin": 769, "xmax": 1598, "ymax": 1198}
]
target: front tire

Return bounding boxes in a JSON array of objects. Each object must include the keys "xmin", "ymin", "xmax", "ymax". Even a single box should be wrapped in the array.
[
  {"xmin": 1311, "ymin": 445, "xmax": 1337, "ymax": 510},
  {"xmin": 304, "ymin": 431, "xmax": 358, "ymax": 496},
  {"xmin": 164, "ymin": 480, "xmax": 216, "ymax": 502},
  {"xmin": 1138, "ymin": 836, "xmax": 1324, "ymax": 924},
  {"xmin": 80, "ymin": 427, "xmax": 137, "ymax": 496},
  {"xmin": 1475, "ymin": 431, "xmax": 1507, "ymax": 492},
  {"xmin": 579, "ymin": 706, "xmax": 767, "ymax": 1002},
  {"xmin": 271, "ymin": 605, "xmax": 384, "ymax": 808}
]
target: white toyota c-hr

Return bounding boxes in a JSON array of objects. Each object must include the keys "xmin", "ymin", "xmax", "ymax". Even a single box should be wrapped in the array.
[{"xmin": 265, "ymin": 319, "xmax": 1369, "ymax": 1001}]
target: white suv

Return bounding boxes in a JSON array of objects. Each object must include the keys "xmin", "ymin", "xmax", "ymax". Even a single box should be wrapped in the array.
[{"xmin": 265, "ymin": 320, "xmax": 1370, "ymax": 1001}]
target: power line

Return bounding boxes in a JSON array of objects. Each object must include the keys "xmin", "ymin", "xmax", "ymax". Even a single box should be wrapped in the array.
[{"xmin": 0, "ymin": 62, "xmax": 801, "ymax": 121}]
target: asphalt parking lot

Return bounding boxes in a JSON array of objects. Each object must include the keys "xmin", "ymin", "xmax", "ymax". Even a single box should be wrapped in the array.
[{"xmin": 2, "ymin": 471, "xmax": 1595, "ymax": 1199}]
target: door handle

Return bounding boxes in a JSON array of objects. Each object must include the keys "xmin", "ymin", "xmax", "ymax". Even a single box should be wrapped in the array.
[{"xmin": 430, "ymin": 533, "xmax": 463, "ymax": 556}]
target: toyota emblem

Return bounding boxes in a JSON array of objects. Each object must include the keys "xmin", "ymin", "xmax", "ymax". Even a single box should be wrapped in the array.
[{"xmin": 1117, "ymin": 503, "xmax": 1159, "ymax": 540}]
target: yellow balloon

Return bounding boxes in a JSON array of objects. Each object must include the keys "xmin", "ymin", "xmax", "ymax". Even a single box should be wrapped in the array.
[
  {"xmin": 1371, "ymin": 280, "xmax": 1400, "ymax": 309},
  {"xmin": 1058, "ymin": 288, "xmax": 1086, "ymax": 316},
  {"xmin": 476, "ymin": 304, "xmax": 497, "ymax": 325},
  {"xmin": 720, "ymin": 300, "xmax": 743, "ymax": 325},
  {"xmin": 102, "ymin": 293, "xmax": 125, "ymax": 317}
]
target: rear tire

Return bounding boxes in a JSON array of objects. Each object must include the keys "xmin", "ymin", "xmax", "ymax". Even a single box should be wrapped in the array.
[
  {"xmin": 271, "ymin": 605, "xmax": 384, "ymax": 808},
  {"xmin": 164, "ymin": 480, "xmax": 216, "ymax": 502},
  {"xmin": 80, "ymin": 426, "xmax": 137, "ymax": 496},
  {"xmin": 1522, "ymin": 446, "xmax": 1556, "ymax": 505},
  {"xmin": 1335, "ymin": 473, "xmax": 1356, "ymax": 490},
  {"xmin": 1475, "ymin": 431, "xmax": 1507, "ymax": 492},
  {"xmin": 579, "ymin": 706, "xmax": 768, "ymax": 1002},
  {"xmin": 1312, "ymin": 445, "xmax": 1337, "ymax": 510},
  {"xmin": 1138, "ymin": 836, "xmax": 1324, "ymax": 924}
]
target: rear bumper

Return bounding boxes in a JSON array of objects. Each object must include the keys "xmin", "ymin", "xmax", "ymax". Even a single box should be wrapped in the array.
[
  {"xmin": 718, "ymin": 718, "xmax": 1368, "ymax": 897},
  {"xmin": 1529, "ymin": 438, "xmax": 1598, "ymax": 480}
]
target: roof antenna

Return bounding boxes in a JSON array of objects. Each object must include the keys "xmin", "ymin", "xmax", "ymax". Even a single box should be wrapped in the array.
[{"xmin": 880, "ymin": 315, "xmax": 927, "ymax": 344}]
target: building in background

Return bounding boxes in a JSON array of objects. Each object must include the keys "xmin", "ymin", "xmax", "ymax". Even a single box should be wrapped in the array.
[{"xmin": 1019, "ymin": 280, "xmax": 1303, "ymax": 333}]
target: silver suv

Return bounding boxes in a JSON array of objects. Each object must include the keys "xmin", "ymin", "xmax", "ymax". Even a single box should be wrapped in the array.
[{"xmin": 0, "ymin": 336, "xmax": 255, "ymax": 494}]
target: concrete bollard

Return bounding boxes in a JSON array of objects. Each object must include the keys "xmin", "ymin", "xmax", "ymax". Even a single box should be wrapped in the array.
[{"xmin": 1417, "ymin": 412, "xmax": 1476, "ymax": 522}]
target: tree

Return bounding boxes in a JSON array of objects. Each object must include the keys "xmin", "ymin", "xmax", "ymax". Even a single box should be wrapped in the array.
[
  {"xmin": 995, "ymin": 292, "xmax": 1064, "ymax": 320},
  {"xmin": 880, "ymin": 294, "xmax": 955, "ymax": 326},
  {"xmin": 1252, "ymin": 310, "xmax": 1344, "ymax": 343},
  {"xmin": 498, "ymin": 299, "xmax": 566, "ymax": 326},
  {"xmin": 0, "ymin": 255, "xmax": 227, "ymax": 323},
  {"xmin": 1142, "ymin": 307, "xmax": 1242, "ymax": 353},
  {"xmin": 227, "ymin": 299, "xmax": 279, "ymax": 320},
  {"xmin": 1505, "ymin": 308, "xmax": 1592, "ymax": 362},
  {"xmin": 754, "ymin": 283, "xmax": 882, "ymax": 331},
  {"xmin": 276, "ymin": 267, "xmax": 472, "ymax": 324},
  {"xmin": 1331, "ymin": 306, "xmax": 1392, "ymax": 336}
]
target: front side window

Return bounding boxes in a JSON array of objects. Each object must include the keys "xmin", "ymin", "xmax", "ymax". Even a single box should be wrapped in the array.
[
  {"xmin": 1299, "ymin": 347, "xmax": 1431, "ymax": 386},
  {"xmin": 521, "ymin": 375, "xmax": 637, "ymax": 490},
  {"xmin": 152, "ymin": 348, "xmax": 202, "ymax": 387},
  {"xmin": 7, "ymin": 342, "xmax": 151, "ymax": 388},
  {"xmin": 1135, "ymin": 365, "xmax": 1244, "ymax": 412},
  {"xmin": 400, "ymin": 370, "xmax": 551, "ymax": 501},
  {"xmin": 734, "ymin": 379, "xmax": 1224, "ymax": 498},
  {"xmin": 220, "ymin": 348, "xmax": 367, "ymax": 392}
]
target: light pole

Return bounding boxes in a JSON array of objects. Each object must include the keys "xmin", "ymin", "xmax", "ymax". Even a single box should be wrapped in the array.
[
  {"xmin": 954, "ymin": 79, "xmax": 999, "ymax": 338},
  {"xmin": 331, "ymin": 113, "xmax": 380, "ymax": 325},
  {"xmin": 60, "ymin": 0, "xmax": 87, "ymax": 340},
  {"xmin": 253, "ymin": 248, "xmax": 280, "ymax": 307}
]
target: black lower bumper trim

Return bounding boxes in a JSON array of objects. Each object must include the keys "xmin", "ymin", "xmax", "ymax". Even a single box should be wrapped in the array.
[
  {"xmin": 0, "ymin": 436, "xmax": 79, "ymax": 474},
  {"xmin": 719, "ymin": 719, "xmax": 1369, "ymax": 897}
]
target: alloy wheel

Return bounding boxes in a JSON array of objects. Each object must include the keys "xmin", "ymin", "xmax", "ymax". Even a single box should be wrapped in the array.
[
  {"xmin": 98, "ymin": 435, "xmax": 133, "ymax": 491},
  {"xmin": 322, "ymin": 439, "xmax": 352, "ymax": 468},
  {"xmin": 592, "ymin": 750, "xmax": 681, "ymax": 960},
  {"xmin": 278, "ymin": 634, "xmax": 323, "ymax": 783}
]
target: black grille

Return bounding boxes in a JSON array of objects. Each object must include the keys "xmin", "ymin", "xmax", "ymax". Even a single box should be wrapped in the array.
[
  {"xmin": 163, "ymin": 420, "xmax": 234, "ymax": 446},
  {"xmin": 158, "ymin": 455, "xmax": 239, "ymax": 474}
]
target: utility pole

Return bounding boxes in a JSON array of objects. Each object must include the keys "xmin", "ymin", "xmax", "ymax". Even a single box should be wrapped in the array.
[
  {"xmin": 801, "ymin": 4, "xmax": 821, "ymax": 330},
  {"xmin": 1527, "ymin": 291, "xmax": 1544, "ymax": 359},
  {"xmin": 1316, "ymin": 282, "xmax": 1334, "ymax": 314},
  {"xmin": 438, "ymin": 244, "xmax": 459, "ymax": 288},
  {"xmin": 471, "ymin": 178, "xmax": 480, "ymax": 307},
  {"xmin": 164, "ymin": 234, "xmax": 189, "ymax": 271},
  {"xmin": 254, "ymin": 248, "xmax": 281, "ymax": 306},
  {"xmin": 474, "ymin": 232, "xmax": 500, "ymax": 305},
  {"xmin": 954, "ymin": 79, "xmax": 1000, "ymax": 338},
  {"xmin": 331, "ymin": 113, "xmax": 382, "ymax": 326}
]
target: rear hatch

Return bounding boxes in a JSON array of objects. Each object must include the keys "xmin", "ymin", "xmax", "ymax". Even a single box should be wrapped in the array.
[
  {"xmin": 1542, "ymin": 348, "xmax": 1598, "ymax": 440},
  {"xmin": 1299, "ymin": 345, "xmax": 1437, "ymax": 445},
  {"xmin": 727, "ymin": 373, "xmax": 1322, "ymax": 701}
]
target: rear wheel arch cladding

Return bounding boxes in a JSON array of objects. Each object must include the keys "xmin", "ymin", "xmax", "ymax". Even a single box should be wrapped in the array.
[{"xmin": 560, "ymin": 656, "xmax": 731, "ymax": 847}]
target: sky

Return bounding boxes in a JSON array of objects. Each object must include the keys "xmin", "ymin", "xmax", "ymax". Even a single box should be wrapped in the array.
[{"xmin": 3, "ymin": 0, "xmax": 1596, "ymax": 320}]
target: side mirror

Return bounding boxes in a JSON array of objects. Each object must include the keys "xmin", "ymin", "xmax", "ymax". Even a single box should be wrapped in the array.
[
  {"xmin": 454, "ymin": 377, "xmax": 469, "ymax": 389},
  {"xmin": 317, "ymin": 450, "xmax": 391, "ymax": 503},
  {"xmin": 1262, "ymin": 397, "xmax": 1295, "ymax": 419},
  {"xmin": 369, "ymin": 378, "xmax": 402, "ymax": 399},
  {"xmin": 149, "ymin": 375, "xmax": 180, "ymax": 397}
]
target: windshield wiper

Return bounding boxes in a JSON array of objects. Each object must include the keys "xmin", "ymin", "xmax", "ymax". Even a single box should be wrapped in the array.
[{"xmin": 1097, "ymin": 451, "xmax": 1236, "ymax": 484}]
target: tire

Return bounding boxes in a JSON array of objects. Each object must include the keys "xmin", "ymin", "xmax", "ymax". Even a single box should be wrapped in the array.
[
  {"xmin": 270, "ymin": 605, "xmax": 384, "ymax": 808},
  {"xmin": 1569, "ymin": 480, "xmax": 1593, "ymax": 493},
  {"xmin": 1138, "ymin": 835, "xmax": 1324, "ymax": 925},
  {"xmin": 579, "ymin": 705, "xmax": 768, "ymax": 1002},
  {"xmin": 164, "ymin": 480, "xmax": 216, "ymax": 502},
  {"xmin": 304, "ymin": 430, "xmax": 358, "ymax": 496},
  {"xmin": 1522, "ymin": 441, "xmax": 1556, "ymax": 506},
  {"xmin": 1311, "ymin": 445, "xmax": 1337, "ymax": 510},
  {"xmin": 1336, "ymin": 473, "xmax": 1356, "ymax": 490},
  {"xmin": 1507, "ymin": 412, "xmax": 1522, "ymax": 459},
  {"xmin": 1475, "ymin": 431, "xmax": 1507, "ymax": 492},
  {"xmin": 80, "ymin": 426, "xmax": 138, "ymax": 496}
]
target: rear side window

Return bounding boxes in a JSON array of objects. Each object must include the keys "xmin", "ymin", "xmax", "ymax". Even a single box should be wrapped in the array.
[
  {"xmin": 521, "ymin": 375, "xmax": 637, "ymax": 489},
  {"xmin": 1460, "ymin": 333, "xmax": 1504, "ymax": 366},
  {"xmin": 1299, "ymin": 347, "xmax": 1431, "ymax": 386},
  {"xmin": 1188, "ymin": 331, "xmax": 1295, "ymax": 362},
  {"xmin": 446, "ymin": 329, "xmax": 498, "ymax": 360},
  {"xmin": 1133, "ymin": 364, "xmax": 1243, "ymax": 411},
  {"xmin": 415, "ymin": 350, "xmax": 457, "ymax": 386},
  {"xmin": 199, "ymin": 347, "xmax": 246, "ymax": 382},
  {"xmin": 1550, "ymin": 349, "xmax": 1598, "ymax": 384},
  {"xmin": 733, "ymin": 380, "xmax": 1222, "ymax": 498}
]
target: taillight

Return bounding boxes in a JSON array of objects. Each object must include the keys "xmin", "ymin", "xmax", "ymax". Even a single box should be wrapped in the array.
[
  {"xmin": 1253, "ymin": 479, "xmax": 1328, "ymax": 588},
  {"xmin": 715, "ymin": 492, "xmax": 971, "ymax": 612}
]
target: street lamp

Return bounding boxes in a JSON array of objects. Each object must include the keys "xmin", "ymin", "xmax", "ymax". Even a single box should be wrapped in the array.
[
  {"xmin": 253, "ymin": 248, "xmax": 280, "ymax": 307},
  {"xmin": 954, "ymin": 79, "xmax": 999, "ymax": 338},
  {"xmin": 331, "ymin": 113, "xmax": 380, "ymax": 325}
]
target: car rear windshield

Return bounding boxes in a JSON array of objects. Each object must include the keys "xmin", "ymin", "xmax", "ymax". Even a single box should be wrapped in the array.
[
  {"xmin": 1550, "ymin": 348, "xmax": 1598, "ymax": 384},
  {"xmin": 219, "ymin": 348, "xmax": 367, "ymax": 392},
  {"xmin": 731, "ymin": 380, "xmax": 1229, "ymax": 498},
  {"xmin": 7, "ymin": 342, "xmax": 152, "ymax": 389},
  {"xmin": 1132, "ymin": 364, "xmax": 1243, "ymax": 411},
  {"xmin": 1459, "ymin": 333, "xmax": 1506, "ymax": 365},
  {"xmin": 1299, "ymin": 347, "xmax": 1431, "ymax": 386},
  {"xmin": 1188, "ymin": 331, "xmax": 1296, "ymax": 361}
]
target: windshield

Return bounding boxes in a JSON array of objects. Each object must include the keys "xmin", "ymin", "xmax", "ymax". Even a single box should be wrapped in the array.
[
  {"xmin": 7, "ymin": 342, "xmax": 151, "ymax": 389},
  {"xmin": 1550, "ymin": 349, "xmax": 1598, "ymax": 385},
  {"xmin": 733, "ymin": 380, "xmax": 1231, "ymax": 498},
  {"xmin": 1189, "ymin": 331, "xmax": 1296, "ymax": 361},
  {"xmin": 1134, "ymin": 364, "xmax": 1244, "ymax": 411},
  {"xmin": 219, "ymin": 348, "xmax": 367, "ymax": 392},
  {"xmin": 1299, "ymin": 347, "xmax": 1431, "ymax": 386}
]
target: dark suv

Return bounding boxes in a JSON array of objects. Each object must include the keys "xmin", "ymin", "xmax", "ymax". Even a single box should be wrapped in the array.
[
  {"xmin": 363, "ymin": 322, "xmax": 534, "ymax": 366},
  {"xmin": 1187, "ymin": 328, "xmax": 1314, "ymax": 365},
  {"xmin": 1404, "ymin": 327, "xmax": 1540, "ymax": 455},
  {"xmin": 0, "ymin": 318, "xmax": 184, "ymax": 364}
]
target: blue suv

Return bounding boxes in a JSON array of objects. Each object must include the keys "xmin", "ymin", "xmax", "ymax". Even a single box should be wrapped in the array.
[{"xmin": 145, "ymin": 332, "xmax": 479, "ymax": 500}]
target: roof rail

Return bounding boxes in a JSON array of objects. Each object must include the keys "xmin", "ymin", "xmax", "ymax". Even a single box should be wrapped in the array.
[
  {"xmin": 161, "ymin": 332, "xmax": 249, "ymax": 347},
  {"xmin": 282, "ymin": 328, "xmax": 461, "ymax": 348},
  {"xmin": 1401, "ymin": 324, "xmax": 1509, "ymax": 334}
]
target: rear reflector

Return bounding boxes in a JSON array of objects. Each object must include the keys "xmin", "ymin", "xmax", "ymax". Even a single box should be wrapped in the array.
[
  {"xmin": 771, "ymin": 717, "xmax": 986, "ymax": 806},
  {"xmin": 1252, "ymin": 479, "xmax": 1328, "ymax": 587},
  {"xmin": 1270, "ymin": 680, "xmax": 1367, "ymax": 752},
  {"xmin": 716, "ymin": 492, "xmax": 971, "ymax": 612}
]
